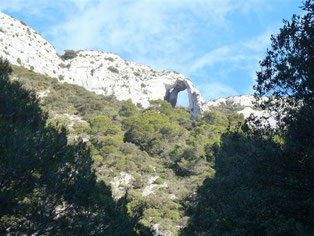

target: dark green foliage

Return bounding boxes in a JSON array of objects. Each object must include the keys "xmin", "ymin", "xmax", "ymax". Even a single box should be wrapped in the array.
[
  {"xmin": 58, "ymin": 74, "xmax": 64, "ymax": 80},
  {"xmin": 185, "ymin": 2, "xmax": 314, "ymax": 235},
  {"xmin": 61, "ymin": 50, "xmax": 78, "ymax": 60},
  {"xmin": 0, "ymin": 58, "xmax": 136, "ymax": 235},
  {"xmin": 185, "ymin": 123, "xmax": 314, "ymax": 235},
  {"xmin": 148, "ymin": 99, "xmax": 192, "ymax": 129},
  {"xmin": 20, "ymin": 20, "xmax": 27, "ymax": 26},
  {"xmin": 105, "ymin": 57, "xmax": 114, "ymax": 62},
  {"xmin": 119, "ymin": 99, "xmax": 138, "ymax": 117},
  {"xmin": 154, "ymin": 177, "xmax": 164, "ymax": 185},
  {"xmin": 122, "ymin": 110, "xmax": 186, "ymax": 155},
  {"xmin": 253, "ymin": 4, "xmax": 314, "ymax": 231},
  {"xmin": 59, "ymin": 63, "xmax": 66, "ymax": 68},
  {"xmin": 254, "ymin": 0, "xmax": 313, "ymax": 122},
  {"xmin": 6, "ymin": 52, "xmax": 258, "ymax": 234},
  {"xmin": 12, "ymin": 65, "xmax": 122, "ymax": 119},
  {"xmin": 7, "ymin": 55, "xmax": 254, "ymax": 235},
  {"xmin": 89, "ymin": 115, "xmax": 121, "ymax": 136},
  {"xmin": 184, "ymin": 132, "xmax": 284, "ymax": 235},
  {"xmin": 171, "ymin": 110, "xmax": 238, "ymax": 177}
]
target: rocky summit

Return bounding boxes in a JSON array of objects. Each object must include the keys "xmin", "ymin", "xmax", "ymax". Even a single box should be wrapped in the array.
[
  {"xmin": 0, "ymin": 12, "xmax": 207, "ymax": 118},
  {"xmin": 0, "ymin": 11, "xmax": 268, "ymax": 121}
]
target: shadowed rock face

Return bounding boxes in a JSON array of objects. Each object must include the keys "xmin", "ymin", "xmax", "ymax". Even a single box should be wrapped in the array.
[
  {"xmin": 164, "ymin": 82, "xmax": 187, "ymax": 108},
  {"xmin": 163, "ymin": 79, "xmax": 205, "ymax": 118}
]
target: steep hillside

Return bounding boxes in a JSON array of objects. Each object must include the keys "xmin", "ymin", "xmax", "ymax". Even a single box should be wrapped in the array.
[
  {"xmin": 0, "ymin": 12, "xmax": 270, "ymax": 234},
  {"xmin": 10, "ymin": 64, "xmax": 246, "ymax": 235}
]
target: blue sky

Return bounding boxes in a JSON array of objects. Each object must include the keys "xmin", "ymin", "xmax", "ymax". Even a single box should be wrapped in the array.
[{"xmin": 0, "ymin": 0, "xmax": 303, "ymax": 105}]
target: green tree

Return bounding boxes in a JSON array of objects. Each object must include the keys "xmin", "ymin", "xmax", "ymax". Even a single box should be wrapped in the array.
[
  {"xmin": 89, "ymin": 115, "xmax": 121, "ymax": 136},
  {"xmin": 254, "ymin": 0, "xmax": 313, "ymax": 123},
  {"xmin": 122, "ymin": 110, "xmax": 186, "ymax": 155},
  {"xmin": 254, "ymin": 1, "xmax": 314, "ymax": 228},
  {"xmin": 0, "ymin": 58, "xmax": 136, "ymax": 235},
  {"xmin": 184, "ymin": 2, "xmax": 314, "ymax": 235},
  {"xmin": 184, "ymin": 132, "xmax": 282, "ymax": 235},
  {"xmin": 119, "ymin": 99, "xmax": 138, "ymax": 117},
  {"xmin": 148, "ymin": 99, "xmax": 192, "ymax": 129}
]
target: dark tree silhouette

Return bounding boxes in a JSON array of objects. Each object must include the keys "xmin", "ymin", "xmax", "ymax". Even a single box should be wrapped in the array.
[
  {"xmin": 0, "ymin": 58, "xmax": 136, "ymax": 235},
  {"xmin": 183, "ymin": 1, "xmax": 314, "ymax": 235}
]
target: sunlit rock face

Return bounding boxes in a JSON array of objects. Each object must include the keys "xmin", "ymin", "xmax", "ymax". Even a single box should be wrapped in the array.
[
  {"xmin": 0, "ymin": 11, "xmax": 206, "ymax": 118},
  {"xmin": 205, "ymin": 95, "xmax": 277, "ymax": 127}
]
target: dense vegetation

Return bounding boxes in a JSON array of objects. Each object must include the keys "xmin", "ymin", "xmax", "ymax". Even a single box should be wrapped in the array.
[
  {"xmin": 8, "ymin": 62, "xmax": 244, "ymax": 235},
  {"xmin": 0, "ymin": 59, "xmax": 137, "ymax": 235},
  {"xmin": 0, "ymin": 1, "xmax": 312, "ymax": 235}
]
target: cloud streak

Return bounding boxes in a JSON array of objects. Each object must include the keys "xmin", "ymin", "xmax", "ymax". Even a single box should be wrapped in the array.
[
  {"xmin": 198, "ymin": 83, "xmax": 238, "ymax": 101},
  {"xmin": 45, "ymin": 0, "xmax": 270, "ymax": 66},
  {"xmin": 189, "ymin": 29, "xmax": 274, "ymax": 73}
]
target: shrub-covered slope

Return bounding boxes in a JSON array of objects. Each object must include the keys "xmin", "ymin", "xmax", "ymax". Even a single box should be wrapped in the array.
[{"xmin": 11, "ymin": 65, "xmax": 244, "ymax": 235}]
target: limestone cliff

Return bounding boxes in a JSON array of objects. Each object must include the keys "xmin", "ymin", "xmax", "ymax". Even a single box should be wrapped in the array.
[{"xmin": 0, "ymin": 12, "xmax": 206, "ymax": 118}]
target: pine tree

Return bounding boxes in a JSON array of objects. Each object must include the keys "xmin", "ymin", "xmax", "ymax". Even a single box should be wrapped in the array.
[{"xmin": 0, "ymin": 58, "xmax": 136, "ymax": 235}]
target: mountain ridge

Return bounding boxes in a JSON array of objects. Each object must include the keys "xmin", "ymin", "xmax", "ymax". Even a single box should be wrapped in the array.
[
  {"xmin": 0, "ymin": 11, "xmax": 207, "ymax": 118},
  {"xmin": 0, "ymin": 11, "xmax": 267, "ymax": 122}
]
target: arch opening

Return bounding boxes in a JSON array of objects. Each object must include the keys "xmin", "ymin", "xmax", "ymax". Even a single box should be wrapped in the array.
[
  {"xmin": 177, "ymin": 89, "xmax": 189, "ymax": 108},
  {"xmin": 163, "ymin": 81, "xmax": 203, "ymax": 119},
  {"xmin": 164, "ymin": 82, "xmax": 188, "ymax": 108}
]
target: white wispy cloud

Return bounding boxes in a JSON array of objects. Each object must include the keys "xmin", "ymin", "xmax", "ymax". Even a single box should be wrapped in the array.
[
  {"xmin": 198, "ymin": 83, "xmax": 238, "ymax": 100},
  {"xmin": 186, "ymin": 29, "xmax": 276, "ymax": 100},
  {"xmin": 189, "ymin": 29, "xmax": 274, "ymax": 74},
  {"xmin": 48, "ymin": 1, "xmax": 228, "ymax": 50},
  {"xmin": 243, "ymin": 29, "xmax": 275, "ymax": 52},
  {"xmin": 0, "ymin": 0, "xmax": 37, "ymax": 12},
  {"xmin": 43, "ymin": 0, "xmax": 270, "ymax": 67}
]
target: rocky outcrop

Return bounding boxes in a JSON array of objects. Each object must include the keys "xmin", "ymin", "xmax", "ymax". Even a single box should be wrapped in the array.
[
  {"xmin": 0, "ymin": 12, "xmax": 206, "ymax": 118},
  {"xmin": 206, "ymin": 95, "xmax": 277, "ymax": 127},
  {"xmin": 206, "ymin": 95, "xmax": 257, "ymax": 108}
]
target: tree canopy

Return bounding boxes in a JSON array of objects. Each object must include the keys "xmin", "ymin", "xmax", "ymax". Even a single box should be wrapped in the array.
[
  {"xmin": 0, "ymin": 58, "xmax": 136, "ymax": 235},
  {"xmin": 254, "ymin": 0, "xmax": 313, "ymax": 111}
]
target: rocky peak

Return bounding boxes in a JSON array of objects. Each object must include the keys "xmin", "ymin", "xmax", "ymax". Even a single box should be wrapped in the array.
[
  {"xmin": 0, "ymin": 12, "xmax": 206, "ymax": 118},
  {"xmin": 206, "ymin": 95, "xmax": 257, "ymax": 107}
]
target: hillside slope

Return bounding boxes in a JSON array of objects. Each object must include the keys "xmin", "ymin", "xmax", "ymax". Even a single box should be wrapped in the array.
[{"xmin": 10, "ymin": 64, "xmax": 247, "ymax": 235}]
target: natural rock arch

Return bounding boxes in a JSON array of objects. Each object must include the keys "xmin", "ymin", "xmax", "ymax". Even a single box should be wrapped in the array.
[
  {"xmin": 164, "ymin": 80, "xmax": 187, "ymax": 108},
  {"xmin": 164, "ymin": 79, "xmax": 205, "ymax": 118}
]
